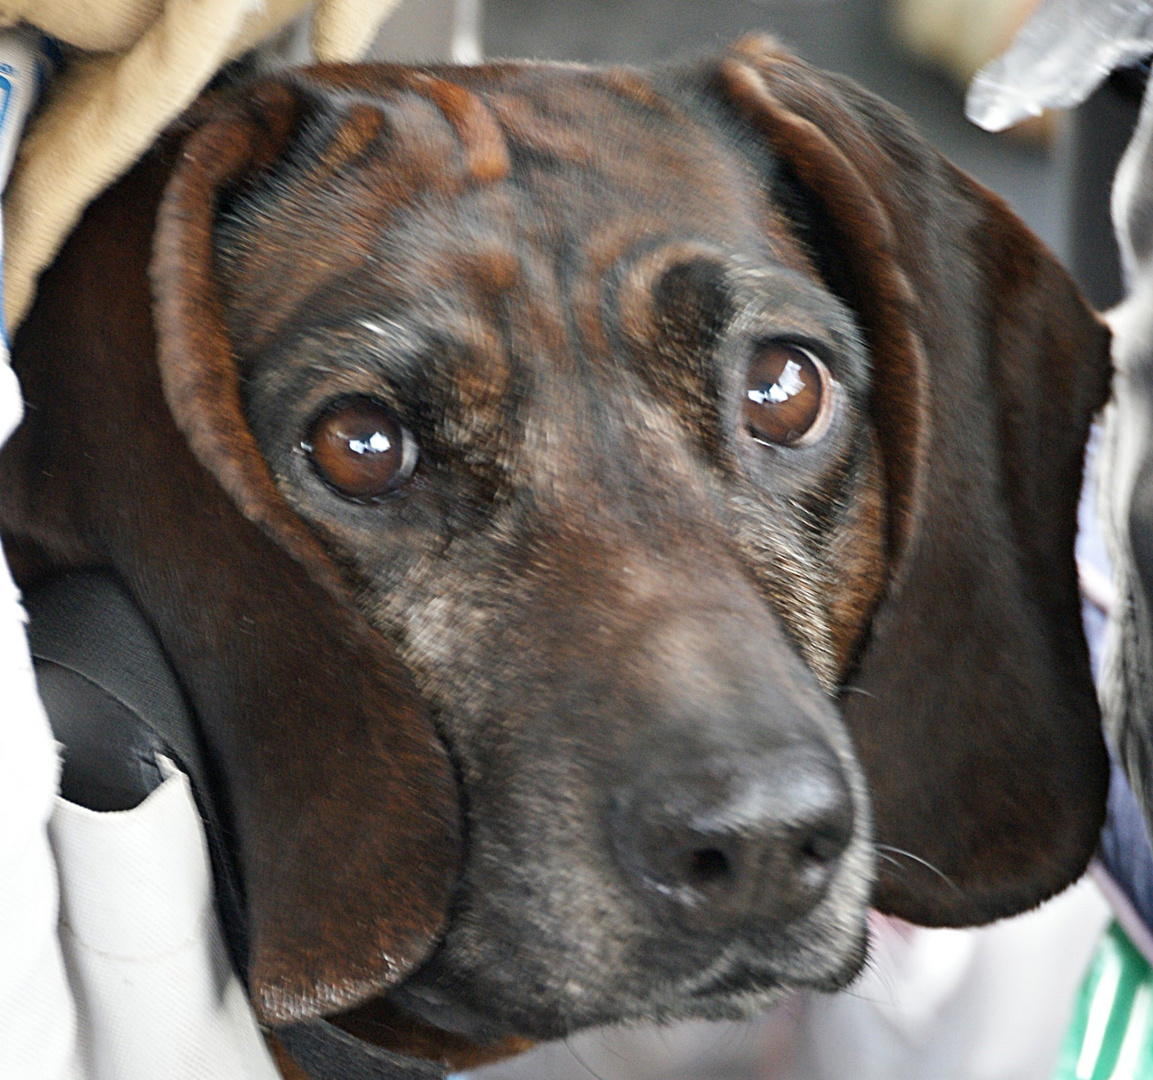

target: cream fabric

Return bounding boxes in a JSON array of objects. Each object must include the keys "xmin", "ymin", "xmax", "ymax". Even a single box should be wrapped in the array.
[
  {"xmin": 51, "ymin": 760, "xmax": 282, "ymax": 1080},
  {"xmin": 0, "ymin": 0, "xmax": 403, "ymax": 331}
]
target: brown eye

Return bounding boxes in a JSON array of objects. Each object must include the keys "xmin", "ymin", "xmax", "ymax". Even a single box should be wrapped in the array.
[
  {"xmin": 743, "ymin": 344, "xmax": 833, "ymax": 447},
  {"xmin": 303, "ymin": 398, "xmax": 416, "ymax": 500}
]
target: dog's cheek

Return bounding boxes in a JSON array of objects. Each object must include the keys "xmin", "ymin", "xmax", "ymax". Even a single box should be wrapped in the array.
[
  {"xmin": 825, "ymin": 428, "xmax": 888, "ymax": 680},
  {"xmin": 721, "ymin": 491, "xmax": 841, "ymax": 690},
  {"xmin": 721, "ymin": 424, "xmax": 886, "ymax": 691},
  {"xmin": 270, "ymin": 461, "xmax": 490, "ymax": 613}
]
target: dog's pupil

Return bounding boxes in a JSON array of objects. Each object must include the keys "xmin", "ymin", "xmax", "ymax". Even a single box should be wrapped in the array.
[{"xmin": 744, "ymin": 345, "xmax": 824, "ymax": 446}]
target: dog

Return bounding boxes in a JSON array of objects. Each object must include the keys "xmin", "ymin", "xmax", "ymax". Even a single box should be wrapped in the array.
[{"xmin": 0, "ymin": 34, "xmax": 1113, "ymax": 1072}]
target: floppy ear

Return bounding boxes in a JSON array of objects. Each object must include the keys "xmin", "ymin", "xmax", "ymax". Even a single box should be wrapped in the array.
[
  {"xmin": 715, "ymin": 36, "xmax": 1113, "ymax": 925},
  {"xmin": 2, "ymin": 82, "xmax": 460, "ymax": 1024}
]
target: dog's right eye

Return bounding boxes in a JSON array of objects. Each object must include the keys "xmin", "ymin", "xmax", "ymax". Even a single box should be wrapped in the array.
[
  {"xmin": 302, "ymin": 398, "xmax": 417, "ymax": 500},
  {"xmin": 744, "ymin": 343, "xmax": 834, "ymax": 447}
]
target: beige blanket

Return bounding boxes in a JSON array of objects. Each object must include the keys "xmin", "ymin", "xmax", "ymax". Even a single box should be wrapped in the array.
[{"xmin": 0, "ymin": 0, "xmax": 402, "ymax": 329}]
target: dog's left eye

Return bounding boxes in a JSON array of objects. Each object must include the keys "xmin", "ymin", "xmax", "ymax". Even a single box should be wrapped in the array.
[
  {"xmin": 302, "ymin": 398, "xmax": 417, "ymax": 500},
  {"xmin": 744, "ymin": 343, "xmax": 833, "ymax": 447}
]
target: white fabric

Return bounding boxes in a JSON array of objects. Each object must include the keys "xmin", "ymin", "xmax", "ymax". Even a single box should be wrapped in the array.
[
  {"xmin": 0, "ymin": 28, "xmax": 84, "ymax": 1080},
  {"xmin": 0, "ymin": 417, "xmax": 82, "ymax": 1080},
  {"xmin": 50, "ymin": 760, "xmax": 281, "ymax": 1080}
]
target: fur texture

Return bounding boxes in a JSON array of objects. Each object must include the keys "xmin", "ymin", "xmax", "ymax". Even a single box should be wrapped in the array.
[{"xmin": 0, "ymin": 35, "xmax": 1112, "ymax": 1067}]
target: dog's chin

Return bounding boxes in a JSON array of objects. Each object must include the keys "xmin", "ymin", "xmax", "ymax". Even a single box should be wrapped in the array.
[{"xmin": 386, "ymin": 922, "xmax": 870, "ymax": 1044}]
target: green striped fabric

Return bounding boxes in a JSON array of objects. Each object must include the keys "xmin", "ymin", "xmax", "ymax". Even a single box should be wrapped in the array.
[{"xmin": 1055, "ymin": 922, "xmax": 1153, "ymax": 1079}]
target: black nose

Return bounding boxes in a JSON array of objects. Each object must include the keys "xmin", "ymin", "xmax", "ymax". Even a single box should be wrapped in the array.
[{"xmin": 608, "ymin": 748, "xmax": 854, "ymax": 932}]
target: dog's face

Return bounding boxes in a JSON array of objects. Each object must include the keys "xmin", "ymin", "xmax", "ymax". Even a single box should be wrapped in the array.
[
  {"xmin": 1, "ymin": 35, "xmax": 1112, "ymax": 1064},
  {"xmin": 216, "ymin": 70, "xmax": 887, "ymax": 1036}
]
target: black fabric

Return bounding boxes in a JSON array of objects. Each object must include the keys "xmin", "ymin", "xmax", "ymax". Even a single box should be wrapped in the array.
[
  {"xmin": 25, "ymin": 570, "xmax": 448, "ymax": 1080},
  {"xmin": 1067, "ymin": 80, "xmax": 1139, "ymax": 310},
  {"xmin": 35, "ymin": 659, "xmax": 166, "ymax": 811},
  {"xmin": 1112, "ymin": 59, "xmax": 1153, "ymax": 105}
]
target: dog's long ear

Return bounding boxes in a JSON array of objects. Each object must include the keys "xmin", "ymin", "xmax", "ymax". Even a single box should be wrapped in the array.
[
  {"xmin": 6, "ymin": 83, "xmax": 460, "ymax": 1025},
  {"xmin": 713, "ymin": 37, "xmax": 1113, "ymax": 925},
  {"xmin": 149, "ymin": 85, "xmax": 463, "ymax": 1023}
]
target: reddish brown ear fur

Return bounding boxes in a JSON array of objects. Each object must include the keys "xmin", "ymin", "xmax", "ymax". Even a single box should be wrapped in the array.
[
  {"xmin": 718, "ymin": 36, "xmax": 1112, "ymax": 924},
  {"xmin": 0, "ymin": 86, "xmax": 460, "ymax": 1023}
]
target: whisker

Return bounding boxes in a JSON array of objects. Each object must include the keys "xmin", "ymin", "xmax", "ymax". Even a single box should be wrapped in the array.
[
  {"xmin": 874, "ymin": 843, "xmax": 962, "ymax": 893},
  {"xmin": 841, "ymin": 686, "xmax": 874, "ymax": 698},
  {"xmin": 564, "ymin": 1038, "xmax": 610, "ymax": 1080},
  {"xmin": 591, "ymin": 1030, "xmax": 630, "ymax": 1067}
]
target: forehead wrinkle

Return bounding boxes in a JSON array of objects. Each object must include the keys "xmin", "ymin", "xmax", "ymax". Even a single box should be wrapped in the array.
[
  {"xmin": 392, "ymin": 194, "xmax": 524, "ymax": 314},
  {"xmin": 486, "ymin": 65, "xmax": 685, "ymax": 171},
  {"xmin": 215, "ymin": 94, "xmax": 470, "ymax": 359},
  {"xmin": 488, "ymin": 92, "xmax": 600, "ymax": 170},
  {"xmin": 599, "ymin": 68, "xmax": 683, "ymax": 119},
  {"xmin": 263, "ymin": 91, "xmax": 466, "ymax": 221}
]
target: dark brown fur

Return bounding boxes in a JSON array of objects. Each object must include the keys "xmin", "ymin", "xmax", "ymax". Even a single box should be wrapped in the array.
[{"xmin": 0, "ymin": 36, "xmax": 1111, "ymax": 1068}]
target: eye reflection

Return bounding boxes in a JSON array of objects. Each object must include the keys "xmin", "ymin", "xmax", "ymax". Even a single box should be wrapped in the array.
[
  {"xmin": 747, "ymin": 356, "xmax": 807, "ymax": 406},
  {"xmin": 349, "ymin": 430, "xmax": 394, "ymax": 456}
]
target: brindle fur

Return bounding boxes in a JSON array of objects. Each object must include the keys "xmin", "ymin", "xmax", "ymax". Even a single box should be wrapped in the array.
[
  {"xmin": 0, "ymin": 36, "xmax": 1111, "ymax": 1066},
  {"xmin": 214, "ymin": 64, "xmax": 884, "ymax": 1037}
]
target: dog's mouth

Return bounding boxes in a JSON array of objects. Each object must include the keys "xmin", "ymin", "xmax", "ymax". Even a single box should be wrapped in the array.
[
  {"xmin": 682, "ymin": 932, "xmax": 871, "ymax": 1002},
  {"xmin": 381, "ymin": 914, "xmax": 870, "ymax": 1045},
  {"xmin": 373, "ymin": 871, "xmax": 867, "ymax": 1051}
]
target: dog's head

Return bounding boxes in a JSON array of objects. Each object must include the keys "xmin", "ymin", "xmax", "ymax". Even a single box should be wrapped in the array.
[{"xmin": 4, "ymin": 35, "xmax": 1111, "ymax": 1061}]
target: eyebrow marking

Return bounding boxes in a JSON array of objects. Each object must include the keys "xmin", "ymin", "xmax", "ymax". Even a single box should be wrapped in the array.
[{"xmin": 406, "ymin": 74, "xmax": 511, "ymax": 184}]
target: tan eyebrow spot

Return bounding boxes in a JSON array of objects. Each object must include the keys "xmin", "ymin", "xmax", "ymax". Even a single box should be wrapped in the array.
[
  {"xmin": 458, "ymin": 246, "xmax": 521, "ymax": 298},
  {"xmin": 452, "ymin": 320, "xmax": 512, "ymax": 415},
  {"xmin": 566, "ymin": 217, "xmax": 684, "ymax": 364},
  {"xmin": 601, "ymin": 69, "xmax": 674, "ymax": 116},
  {"xmin": 321, "ymin": 102, "xmax": 389, "ymax": 172},
  {"xmin": 616, "ymin": 241, "xmax": 729, "ymax": 351},
  {"xmin": 410, "ymin": 75, "xmax": 511, "ymax": 184}
]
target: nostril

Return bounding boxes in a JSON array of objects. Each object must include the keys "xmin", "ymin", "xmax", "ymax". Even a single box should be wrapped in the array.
[{"xmin": 687, "ymin": 847, "xmax": 733, "ymax": 887}]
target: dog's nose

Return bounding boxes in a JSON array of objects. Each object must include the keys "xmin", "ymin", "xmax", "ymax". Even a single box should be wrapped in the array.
[{"xmin": 609, "ymin": 748, "xmax": 854, "ymax": 931}]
